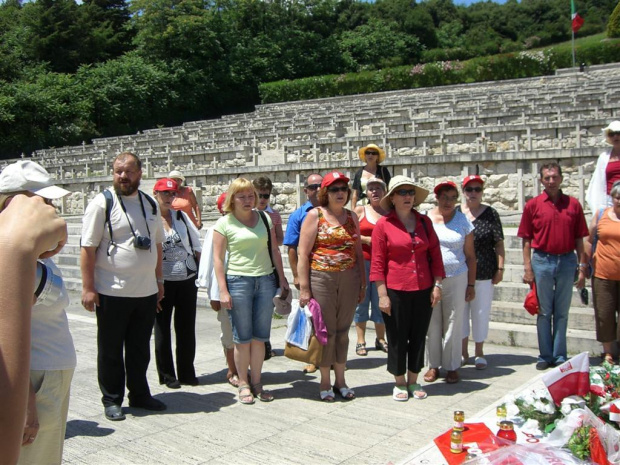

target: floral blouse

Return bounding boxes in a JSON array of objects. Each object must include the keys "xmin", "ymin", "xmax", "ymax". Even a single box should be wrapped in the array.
[
  {"xmin": 310, "ymin": 208, "xmax": 358, "ymax": 272},
  {"xmin": 457, "ymin": 206, "xmax": 504, "ymax": 281}
]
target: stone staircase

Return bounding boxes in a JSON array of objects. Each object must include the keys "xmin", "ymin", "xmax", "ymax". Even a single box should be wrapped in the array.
[{"xmin": 58, "ymin": 218, "xmax": 600, "ymax": 357}]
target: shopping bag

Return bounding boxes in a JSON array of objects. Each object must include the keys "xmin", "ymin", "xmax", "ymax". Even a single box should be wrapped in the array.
[
  {"xmin": 285, "ymin": 300, "xmax": 313, "ymax": 350},
  {"xmin": 284, "ymin": 334, "xmax": 323, "ymax": 366}
]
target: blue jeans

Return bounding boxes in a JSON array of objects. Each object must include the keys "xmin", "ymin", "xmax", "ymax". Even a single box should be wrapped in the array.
[
  {"xmin": 531, "ymin": 250, "xmax": 577, "ymax": 365},
  {"xmin": 354, "ymin": 260, "xmax": 383, "ymax": 325},
  {"xmin": 226, "ymin": 274, "xmax": 277, "ymax": 344}
]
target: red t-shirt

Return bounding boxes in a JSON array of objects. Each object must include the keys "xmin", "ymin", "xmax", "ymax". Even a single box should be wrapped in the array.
[
  {"xmin": 369, "ymin": 210, "xmax": 445, "ymax": 291},
  {"xmin": 605, "ymin": 160, "xmax": 620, "ymax": 194},
  {"xmin": 517, "ymin": 191, "xmax": 588, "ymax": 255}
]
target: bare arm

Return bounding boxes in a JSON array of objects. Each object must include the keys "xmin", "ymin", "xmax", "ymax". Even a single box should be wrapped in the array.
[
  {"xmin": 0, "ymin": 195, "xmax": 67, "ymax": 462},
  {"xmin": 376, "ymin": 281, "xmax": 391, "ymax": 316},
  {"xmin": 350, "ymin": 190, "xmax": 359, "ymax": 210},
  {"xmin": 464, "ymin": 232, "xmax": 476, "ymax": 302},
  {"xmin": 213, "ymin": 231, "xmax": 231, "ymax": 309},
  {"xmin": 297, "ymin": 209, "xmax": 319, "ymax": 307},
  {"xmin": 189, "ymin": 189, "xmax": 202, "ymax": 229},
  {"xmin": 288, "ymin": 246, "xmax": 300, "ymax": 289},
  {"xmin": 522, "ymin": 238, "xmax": 534, "ymax": 284},
  {"xmin": 575, "ymin": 237, "xmax": 586, "ymax": 289},
  {"xmin": 275, "ymin": 222, "xmax": 284, "ymax": 246},
  {"xmin": 492, "ymin": 240, "xmax": 505, "ymax": 285},
  {"xmin": 270, "ymin": 225, "xmax": 289, "ymax": 290},
  {"xmin": 80, "ymin": 246, "xmax": 99, "ymax": 312},
  {"xmin": 351, "ymin": 212, "xmax": 367, "ymax": 303}
]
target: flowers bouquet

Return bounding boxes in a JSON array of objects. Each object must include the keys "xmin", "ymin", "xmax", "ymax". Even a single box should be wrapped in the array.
[{"xmin": 509, "ymin": 388, "xmax": 561, "ymax": 432}]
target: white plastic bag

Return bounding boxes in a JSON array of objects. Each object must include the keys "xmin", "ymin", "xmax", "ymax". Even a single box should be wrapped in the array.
[{"xmin": 285, "ymin": 301, "xmax": 313, "ymax": 350}]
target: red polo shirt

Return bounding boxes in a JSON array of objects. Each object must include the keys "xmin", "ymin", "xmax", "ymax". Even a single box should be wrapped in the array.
[
  {"xmin": 370, "ymin": 210, "xmax": 445, "ymax": 291},
  {"xmin": 517, "ymin": 191, "xmax": 588, "ymax": 255}
]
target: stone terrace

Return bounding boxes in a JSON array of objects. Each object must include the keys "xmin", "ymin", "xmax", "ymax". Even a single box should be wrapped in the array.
[{"xmin": 6, "ymin": 63, "xmax": 620, "ymax": 218}]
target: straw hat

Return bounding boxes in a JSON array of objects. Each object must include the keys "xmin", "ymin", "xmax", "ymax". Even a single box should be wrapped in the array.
[
  {"xmin": 380, "ymin": 175, "xmax": 429, "ymax": 210},
  {"xmin": 358, "ymin": 144, "xmax": 386, "ymax": 163}
]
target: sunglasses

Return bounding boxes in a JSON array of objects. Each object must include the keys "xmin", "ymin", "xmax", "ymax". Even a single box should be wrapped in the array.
[
  {"xmin": 258, "ymin": 193, "xmax": 271, "ymax": 199},
  {"xmin": 394, "ymin": 189, "xmax": 416, "ymax": 197},
  {"xmin": 464, "ymin": 187, "xmax": 483, "ymax": 193},
  {"xmin": 365, "ymin": 151, "xmax": 379, "ymax": 156},
  {"xmin": 609, "ymin": 131, "xmax": 620, "ymax": 137},
  {"xmin": 305, "ymin": 183, "xmax": 321, "ymax": 191},
  {"xmin": 158, "ymin": 191, "xmax": 176, "ymax": 197},
  {"xmin": 327, "ymin": 186, "xmax": 349, "ymax": 193}
]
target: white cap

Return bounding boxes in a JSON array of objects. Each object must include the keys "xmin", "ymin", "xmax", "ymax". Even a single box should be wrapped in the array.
[
  {"xmin": 0, "ymin": 160, "xmax": 70, "ymax": 199},
  {"xmin": 168, "ymin": 170, "xmax": 185, "ymax": 182}
]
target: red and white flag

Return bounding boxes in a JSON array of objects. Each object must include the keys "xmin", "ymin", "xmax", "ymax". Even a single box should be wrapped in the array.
[
  {"xmin": 542, "ymin": 352, "xmax": 590, "ymax": 405},
  {"xmin": 571, "ymin": 0, "xmax": 584, "ymax": 33}
]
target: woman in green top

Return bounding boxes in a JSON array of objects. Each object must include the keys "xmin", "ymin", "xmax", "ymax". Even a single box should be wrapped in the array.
[{"xmin": 213, "ymin": 178, "xmax": 289, "ymax": 404}]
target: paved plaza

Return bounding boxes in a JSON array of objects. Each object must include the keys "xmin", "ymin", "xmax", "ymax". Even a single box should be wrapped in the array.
[{"xmin": 57, "ymin": 291, "xmax": 557, "ymax": 465}]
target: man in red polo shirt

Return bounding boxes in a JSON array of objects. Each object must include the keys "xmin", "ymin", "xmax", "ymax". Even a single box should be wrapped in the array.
[{"xmin": 518, "ymin": 163, "xmax": 588, "ymax": 370}]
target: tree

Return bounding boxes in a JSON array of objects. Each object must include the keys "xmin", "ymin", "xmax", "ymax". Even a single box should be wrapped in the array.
[{"xmin": 607, "ymin": 1, "xmax": 620, "ymax": 38}]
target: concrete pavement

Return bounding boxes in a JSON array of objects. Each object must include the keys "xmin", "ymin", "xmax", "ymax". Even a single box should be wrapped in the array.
[{"xmin": 62, "ymin": 292, "xmax": 556, "ymax": 464}]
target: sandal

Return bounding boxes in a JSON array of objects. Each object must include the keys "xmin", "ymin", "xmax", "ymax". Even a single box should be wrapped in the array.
[
  {"xmin": 238, "ymin": 384, "xmax": 255, "ymax": 405},
  {"xmin": 423, "ymin": 368, "xmax": 439, "ymax": 383},
  {"xmin": 251, "ymin": 383, "xmax": 274, "ymax": 402},
  {"xmin": 408, "ymin": 383, "xmax": 427, "ymax": 400},
  {"xmin": 375, "ymin": 338, "xmax": 388, "ymax": 353},
  {"xmin": 475, "ymin": 356, "xmax": 488, "ymax": 370},
  {"xmin": 333, "ymin": 385, "xmax": 355, "ymax": 400},
  {"xmin": 446, "ymin": 370, "xmax": 460, "ymax": 384},
  {"xmin": 320, "ymin": 389, "xmax": 335, "ymax": 402},
  {"xmin": 227, "ymin": 374, "xmax": 240, "ymax": 388},
  {"xmin": 303, "ymin": 364, "xmax": 318, "ymax": 374},
  {"xmin": 393, "ymin": 385, "xmax": 408, "ymax": 401},
  {"xmin": 356, "ymin": 342, "xmax": 367, "ymax": 356}
]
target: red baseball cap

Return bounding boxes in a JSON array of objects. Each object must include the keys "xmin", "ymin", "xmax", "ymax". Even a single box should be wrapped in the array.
[
  {"xmin": 462, "ymin": 175, "xmax": 484, "ymax": 189},
  {"xmin": 153, "ymin": 178, "xmax": 179, "ymax": 193},
  {"xmin": 216, "ymin": 192, "xmax": 227, "ymax": 215},
  {"xmin": 433, "ymin": 180, "xmax": 458, "ymax": 195},
  {"xmin": 321, "ymin": 171, "xmax": 350, "ymax": 189}
]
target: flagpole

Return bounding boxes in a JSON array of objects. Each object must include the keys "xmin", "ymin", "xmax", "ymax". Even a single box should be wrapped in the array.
[{"xmin": 572, "ymin": 29, "xmax": 576, "ymax": 69}]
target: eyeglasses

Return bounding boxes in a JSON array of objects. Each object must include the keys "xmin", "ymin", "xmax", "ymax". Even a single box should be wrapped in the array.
[
  {"xmin": 258, "ymin": 193, "xmax": 271, "ymax": 199},
  {"xmin": 394, "ymin": 189, "xmax": 416, "ymax": 197},
  {"xmin": 327, "ymin": 186, "xmax": 349, "ymax": 193},
  {"xmin": 158, "ymin": 191, "xmax": 176, "ymax": 197},
  {"xmin": 439, "ymin": 195, "xmax": 459, "ymax": 202},
  {"xmin": 464, "ymin": 187, "xmax": 483, "ymax": 193},
  {"xmin": 305, "ymin": 183, "xmax": 321, "ymax": 191},
  {"xmin": 365, "ymin": 151, "xmax": 379, "ymax": 156}
]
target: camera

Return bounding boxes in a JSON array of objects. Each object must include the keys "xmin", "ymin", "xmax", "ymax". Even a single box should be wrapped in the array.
[
  {"xmin": 580, "ymin": 287, "xmax": 589, "ymax": 306},
  {"xmin": 133, "ymin": 235, "xmax": 151, "ymax": 250},
  {"xmin": 35, "ymin": 261, "xmax": 64, "ymax": 307}
]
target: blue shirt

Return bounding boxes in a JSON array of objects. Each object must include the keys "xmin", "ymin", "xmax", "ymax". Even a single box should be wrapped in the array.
[{"xmin": 283, "ymin": 200, "xmax": 315, "ymax": 247}]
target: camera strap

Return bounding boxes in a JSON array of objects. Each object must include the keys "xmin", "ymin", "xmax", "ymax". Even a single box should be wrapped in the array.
[
  {"xmin": 119, "ymin": 192, "xmax": 152, "ymax": 247},
  {"xmin": 103, "ymin": 190, "xmax": 157, "ymax": 255}
]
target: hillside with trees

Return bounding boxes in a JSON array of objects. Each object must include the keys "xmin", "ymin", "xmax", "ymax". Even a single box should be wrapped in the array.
[{"xmin": 0, "ymin": 0, "xmax": 616, "ymax": 158}]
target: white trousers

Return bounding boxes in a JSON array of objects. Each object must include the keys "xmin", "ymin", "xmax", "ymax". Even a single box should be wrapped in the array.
[
  {"xmin": 463, "ymin": 279, "xmax": 494, "ymax": 343},
  {"xmin": 426, "ymin": 272, "xmax": 468, "ymax": 372}
]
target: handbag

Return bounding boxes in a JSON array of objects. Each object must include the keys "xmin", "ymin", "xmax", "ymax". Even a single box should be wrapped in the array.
[
  {"xmin": 524, "ymin": 282, "xmax": 539, "ymax": 316},
  {"xmin": 258, "ymin": 210, "xmax": 280, "ymax": 289},
  {"xmin": 284, "ymin": 334, "xmax": 323, "ymax": 366}
]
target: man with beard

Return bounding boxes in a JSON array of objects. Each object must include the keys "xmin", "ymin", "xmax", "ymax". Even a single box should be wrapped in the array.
[{"xmin": 80, "ymin": 152, "xmax": 166, "ymax": 421}]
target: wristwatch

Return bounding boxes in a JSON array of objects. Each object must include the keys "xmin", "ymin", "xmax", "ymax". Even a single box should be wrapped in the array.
[{"xmin": 434, "ymin": 282, "xmax": 443, "ymax": 289}]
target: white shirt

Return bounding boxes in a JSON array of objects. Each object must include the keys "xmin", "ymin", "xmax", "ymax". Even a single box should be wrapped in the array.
[{"xmin": 81, "ymin": 188, "xmax": 164, "ymax": 297}]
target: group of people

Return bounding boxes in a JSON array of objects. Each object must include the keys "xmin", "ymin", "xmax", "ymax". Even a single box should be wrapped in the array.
[{"xmin": 6, "ymin": 122, "xmax": 620, "ymax": 461}]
